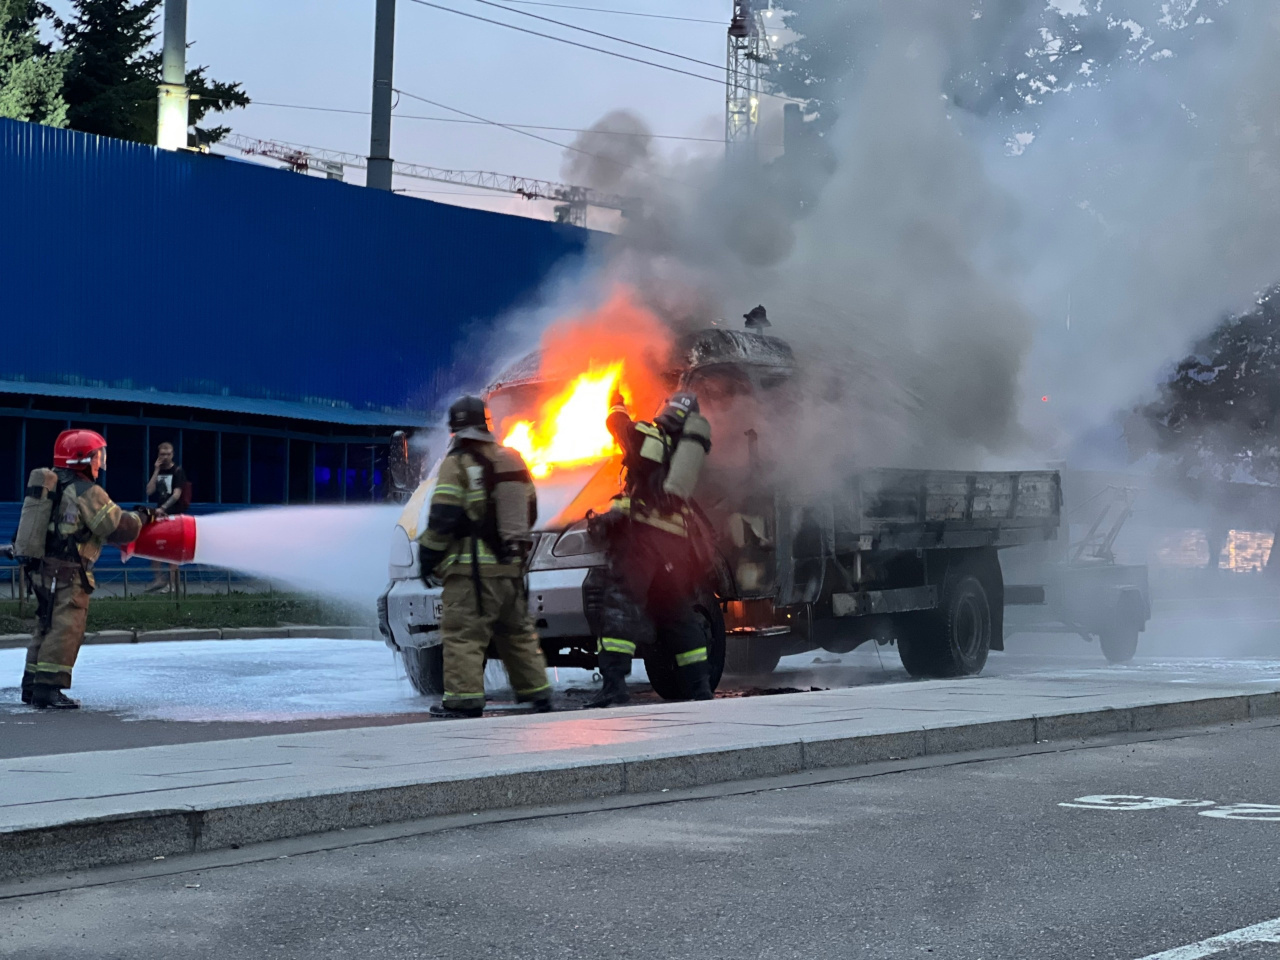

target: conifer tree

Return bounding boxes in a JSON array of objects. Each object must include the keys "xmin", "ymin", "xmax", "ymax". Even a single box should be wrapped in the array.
[
  {"xmin": 0, "ymin": 0, "xmax": 68, "ymax": 126},
  {"xmin": 60, "ymin": 0, "xmax": 246, "ymax": 145}
]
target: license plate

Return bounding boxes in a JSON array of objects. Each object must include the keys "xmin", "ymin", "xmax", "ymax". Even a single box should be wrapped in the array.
[{"xmin": 432, "ymin": 598, "xmax": 444, "ymax": 621}]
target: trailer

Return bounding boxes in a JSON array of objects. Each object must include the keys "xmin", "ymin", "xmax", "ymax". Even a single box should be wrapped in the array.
[{"xmin": 1001, "ymin": 482, "xmax": 1151, "ymax": 663}]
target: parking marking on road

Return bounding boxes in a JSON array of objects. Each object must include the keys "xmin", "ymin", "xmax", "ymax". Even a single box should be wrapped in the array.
[
  {"xmin": 1133, "ymin": 916, "xmax": 1280, "ymax": 959},
  {"xmin": 1060, "ymin": 795, "xmax": 1280, "ymax": 820}
]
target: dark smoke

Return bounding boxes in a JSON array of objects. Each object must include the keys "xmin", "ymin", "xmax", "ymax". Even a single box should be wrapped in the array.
[{"xmin": 553, "ymin": 0, "xmax": 1280, "ymax": 494}]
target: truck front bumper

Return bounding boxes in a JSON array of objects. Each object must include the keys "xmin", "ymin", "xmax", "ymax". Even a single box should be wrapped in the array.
[{"xmin": 381, "ymin": 566, "xmax": 594, "ymax": 652}]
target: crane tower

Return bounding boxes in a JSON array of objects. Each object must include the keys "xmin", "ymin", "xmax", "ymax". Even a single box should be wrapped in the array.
[{"xmin": 726, "ymin": 0, "xmax": 772, "ymax": 160}]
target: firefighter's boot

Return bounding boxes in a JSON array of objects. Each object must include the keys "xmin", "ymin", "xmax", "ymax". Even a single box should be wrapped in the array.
[
  {"xmin": 584, "ymin": 650, "xmax": 631, "ymax": 708},
  {"xmin": 680, "ymin": 662, "xmax": 714, "ymax": 701},
  {"xmin": 429, "ymin": 703, "xmax": 483, "ymax": 720},
  {"xmin": 31, "ymin": 685, "xmax": 80, "ymax": 710}
]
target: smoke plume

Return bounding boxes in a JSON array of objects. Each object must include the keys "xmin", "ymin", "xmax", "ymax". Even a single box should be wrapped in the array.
[{"xmin": 545, "ymin": 0, "xmax": 1280, "ymax": 494}]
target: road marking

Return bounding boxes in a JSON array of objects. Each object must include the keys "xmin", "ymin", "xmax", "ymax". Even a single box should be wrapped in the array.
[
  {"xmin": 1059, "ymin": 795, "xmax": 1214, "ymax": 811},
  {"xmin": 1198, "ymin": 803, "xmax": 1280, "ymax": 821},
  {"xmin": 1133, "ymin": 917, "xmax": 1280, "ymax": 959},
  {"xmin": 1060, "ymin": 795, "xmax": 1280, "ymax": 820}
]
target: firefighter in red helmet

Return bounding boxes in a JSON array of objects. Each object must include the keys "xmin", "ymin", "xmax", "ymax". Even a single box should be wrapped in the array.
[{"xmin": 13, "ymin": 430, "xmax": 156, "ymax": 709}]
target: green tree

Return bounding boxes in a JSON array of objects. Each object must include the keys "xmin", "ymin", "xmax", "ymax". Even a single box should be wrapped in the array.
[
  {"xmin": 1131, "ymin": 288, "xmax": 1280, "ymax": 487},
  {"xmin": 1129, "ymin": 288, "xmax": 1280, "ymax": 572},
  {"xmin": 59, "ymin": 0, "xmax": 247, "ymax": 145},
  {"xmin": 0, "ymin": 0, "xmax": 68, "ymax": 126},
  {"xmin": 770, "ymin": 0, "xmax": 1218, "ymax": 135}
]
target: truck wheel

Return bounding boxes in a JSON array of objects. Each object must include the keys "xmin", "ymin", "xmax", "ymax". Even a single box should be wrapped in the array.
[
  {"xmin": 1099, "ymin": 621, "xmax": 1140, "ymax": 664},
  {"xmin": 401, "ymin": 644, "xmax": 444, "ymax": 696},
  {"xmin": 645, "ymin": 597, "xmax": 727, "ymax": 701},
  {"xmin": 897, "ymin": 574, "xmax": 992, "ymax": 678},
  {"xmin": 724, "ymin": 637, "xmax": 783, "ymax": 677}
]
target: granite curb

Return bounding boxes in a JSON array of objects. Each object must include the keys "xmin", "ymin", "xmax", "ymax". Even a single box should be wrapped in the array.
[
  {"xmin": 4, "ymin": 689, "xmax": 1276, "ymax": 884},
  {"xmin": 0, "ymin": 627, "xmax": 376, "ymax": 649}
]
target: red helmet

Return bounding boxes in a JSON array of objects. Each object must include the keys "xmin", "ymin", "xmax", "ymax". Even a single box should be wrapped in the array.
[{"xmin": 53, "ymin": 430, "xmax": 107, "ymax": 471}]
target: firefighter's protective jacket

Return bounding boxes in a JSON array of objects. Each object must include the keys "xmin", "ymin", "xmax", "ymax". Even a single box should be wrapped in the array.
[
  {"xmin": 417, "ymin": 440, "xmax": 536, "ymax": 579},
  {"xmin": 605, "ymin": 403, "xmax": 689, "ymax": 538},
  {"xmin": 43, "ymin": 469, "xmax": 144, "ymax": 588}
]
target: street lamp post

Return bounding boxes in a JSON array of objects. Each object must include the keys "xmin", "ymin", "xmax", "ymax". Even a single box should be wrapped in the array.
[{"xmin": 156, "ymin": 0, "xmax": 190, "ymax": 150}]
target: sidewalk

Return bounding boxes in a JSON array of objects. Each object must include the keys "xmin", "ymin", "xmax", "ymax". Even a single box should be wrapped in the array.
[
  {"xmin": 0, "ymin": 626, "xmax": 375, "ymax": 649},
  {"xmin": 4, "ymin": 673, "xmax": 1279, "ymax": 884}
]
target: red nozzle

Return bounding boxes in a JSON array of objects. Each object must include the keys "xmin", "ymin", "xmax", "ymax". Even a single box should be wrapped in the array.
[{"xmin": 120, "ymin": 515, "xmax": 197, "ymax": 565}]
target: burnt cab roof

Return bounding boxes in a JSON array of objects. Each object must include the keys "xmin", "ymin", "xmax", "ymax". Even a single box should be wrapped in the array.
[
  {"xmin": 679, "ymin": 328, "xmax": 795, "ymax": 378},
  {"xmin": 485, "ymin": 326, "xmax": 796, "ymax": 398}
]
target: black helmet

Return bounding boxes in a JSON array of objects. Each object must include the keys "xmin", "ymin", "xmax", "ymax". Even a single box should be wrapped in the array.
[
  {"xmin": 448, "ymin": 395, "xmax": 490, "ymax": 435},
  {"xmin": 655, "ymin": 392, "xmax": 699, "ymax": 434}
]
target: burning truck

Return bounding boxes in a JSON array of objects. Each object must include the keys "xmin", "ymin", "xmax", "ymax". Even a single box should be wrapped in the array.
[{"xmin": 378, "ymin": 296, "xmax": 1063, "ymax": 698}]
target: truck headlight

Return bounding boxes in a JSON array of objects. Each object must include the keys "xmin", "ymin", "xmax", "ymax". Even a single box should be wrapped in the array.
[
  {"xmin": 552, "ymin": 520, "xmax": 598, "ymax": 558},
  {"xmin": 388, "ymin": 526, "xmax": 417, "ymax": 579}
]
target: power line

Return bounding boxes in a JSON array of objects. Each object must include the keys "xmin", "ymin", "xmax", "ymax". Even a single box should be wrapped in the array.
[
  {"xmin": 404, "ymin": 0, "xmax": 723, "ymax": 85},
  {"xmin": 462, "ymin": 0, "xmax": 723, "ymax": 71},
  {"xmin": 494, "ymin": 0, "xmax": 722, "ymax": 24},
  {"xmin": 249, "ymin": 99, "xmax": 727, "ymax": 143},
  {"xmin": 393, "ymin": 87, "xmax": 670, "ymax": 180},
  {"xmin": 405, "ymin": 0, "xmax": 806, "ymax": 104}
]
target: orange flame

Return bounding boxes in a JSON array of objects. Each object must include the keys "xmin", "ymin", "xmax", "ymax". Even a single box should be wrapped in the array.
[
  {"xmin": 494, "ymin": 287, "xmax": 675, "ymax": 480},
  {"xmin": 503, "ymin": 364, "xmax": 624, "ymax": 479}
]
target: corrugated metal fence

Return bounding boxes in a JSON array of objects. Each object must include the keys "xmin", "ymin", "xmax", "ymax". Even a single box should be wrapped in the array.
[{"xmin": 0, "ymin": 118, "xmax": 590, "ymax": 415}]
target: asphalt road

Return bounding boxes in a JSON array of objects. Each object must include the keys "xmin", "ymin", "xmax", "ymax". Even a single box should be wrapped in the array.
[
  {"xmin": 4, "ymin": 719, "xmax": 1280, "ymax": 959},
  {"xmin": 2, "ymin": 601, "xmax": 1278, "ymax": 758}
]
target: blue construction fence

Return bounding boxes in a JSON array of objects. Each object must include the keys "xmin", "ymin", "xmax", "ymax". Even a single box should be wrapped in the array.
[{"xmin": 0, "ymin": 117, "xmax": 592, "ymax": 415}]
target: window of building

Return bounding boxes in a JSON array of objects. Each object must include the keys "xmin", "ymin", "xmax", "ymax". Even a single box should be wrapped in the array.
[{"xmin": 251, "ymin": 437, "xmax": 287, "ymax": 505}]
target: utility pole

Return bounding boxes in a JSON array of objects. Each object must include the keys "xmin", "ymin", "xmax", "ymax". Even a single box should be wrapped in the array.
[
  {"xmin": 367, "ymin": 0, "xmax": 397, "ymax": 191},
  {"xmin": 156, "ymin": 0, "xmax": 190, "ymax": 150}
]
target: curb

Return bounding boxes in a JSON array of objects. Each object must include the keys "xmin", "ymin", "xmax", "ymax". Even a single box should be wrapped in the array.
[
  {"xmin": 4, "ymin": 690, "xmax": 1277, "ymax": 884},
  {"xmin": 0, "ymin": 627, "xmax": 376, "ymax": 649}
]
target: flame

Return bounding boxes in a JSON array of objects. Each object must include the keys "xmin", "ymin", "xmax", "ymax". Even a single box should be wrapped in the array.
[
  {"xmin": 492, "ymin": 286, "xmax": 675, "ymax": 481},
  {"xmin": 503, "ymin": 364, "xmax": 624, "ymax": 479}
]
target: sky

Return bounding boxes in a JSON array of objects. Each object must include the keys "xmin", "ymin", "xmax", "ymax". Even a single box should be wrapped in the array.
[{"xmin": 48, "ymin": 0, "xmax": 743, "ymax": 223}]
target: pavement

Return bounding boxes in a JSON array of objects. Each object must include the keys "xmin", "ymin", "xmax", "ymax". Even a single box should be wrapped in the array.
[
  {"xmin": 0, "ymin": 626, "xmax": 374, "ymax": 649},
  {"xmin": 3, "ymin": 649, "xmax": 1279, "ymax": 886},
  {"xmin": 4, "ymin": 718, "xmax": 1280, "ymax": 959}
]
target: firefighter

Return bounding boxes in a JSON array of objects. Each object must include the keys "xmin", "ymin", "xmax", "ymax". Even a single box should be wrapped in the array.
[
  {"xmin": 416, "ymin": 396, "xmax": 553, "ymax": 719},
  {"xmin": 584, "ymin": 389, "xmax": 714, "ymax": 708},
  {"xmin": 16, "ymin": 430, "xmax": 156, "ymax": 709}
]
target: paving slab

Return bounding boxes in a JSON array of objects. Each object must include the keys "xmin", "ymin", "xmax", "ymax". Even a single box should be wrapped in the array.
[
  {"xmin": 134, "ymin": 628, "xmax": 223, "ymax": 643},
  {"xmin": 3, "ymin": 673, "xmax": 1279, "ymax": 884}
]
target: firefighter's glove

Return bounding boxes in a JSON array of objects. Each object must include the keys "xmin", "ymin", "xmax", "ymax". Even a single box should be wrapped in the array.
[
  {"xmin": 609, "ymin": 388, "xmax": 625, "ymax": 409},
  {"xmin": 418, "ymin": 545, "xmax": 446, "ymax": 587},
  {"xmin": 586, "ymin": 509, "xmax": 624, "ymax": 546},
  {"xmin": 133, "ymin": 506, "xmax": 160, "ymax": 526}
]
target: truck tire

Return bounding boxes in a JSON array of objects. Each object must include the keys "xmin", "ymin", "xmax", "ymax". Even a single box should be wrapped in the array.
[
  {"xmin": 897, "ymin": 573, "xmax": 992, "ymax": 678},
  {"xmin": 724, "ymin": 637, "xmax": 783, "ymax": 677},
  {"xmin": 1099, "ymin": 590, "xmax": 1145, "ymax": 664},
  {"xmin": 645, "ymin": 597, "xmax": 727, "ymax": 701},
  {"xmin": 1099, "ymin": 622, "xmax": 1139, "ymax": 664},
  {"xmin": 401, "ymin": 644, "xmax": 444, "ymax": 697}
]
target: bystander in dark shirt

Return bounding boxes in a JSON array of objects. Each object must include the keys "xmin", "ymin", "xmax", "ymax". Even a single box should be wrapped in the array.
[{"xmin": 150, "ymin": 464, "xmax": 190, "ymax": 515}]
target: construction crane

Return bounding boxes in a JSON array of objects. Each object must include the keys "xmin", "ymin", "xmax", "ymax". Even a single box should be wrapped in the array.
[
  {"xmin": 220, "ymin": 134, "xmax": 634, "ymax": 228},
  {"xmin": 726, "ymin": 0, "xmax": 774, "ymax": 161}
]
